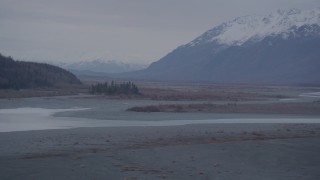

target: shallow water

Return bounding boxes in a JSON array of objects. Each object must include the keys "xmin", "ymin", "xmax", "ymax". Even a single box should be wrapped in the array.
[
  {"xmin": 299, "ymin": 92, "xmax": 320, "ymax": 98},
  {"xmin": 1, "ymin": 107, "xmax": 320, "ymax": 132},
  {"xmin": 1, "ymin": 95, "xmax": 320, "ymax": 132}
]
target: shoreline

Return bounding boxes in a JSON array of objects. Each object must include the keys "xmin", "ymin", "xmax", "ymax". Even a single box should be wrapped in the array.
[{"xmin": 127, "ymin": 102, "xmax": 320, "ymax": 115}]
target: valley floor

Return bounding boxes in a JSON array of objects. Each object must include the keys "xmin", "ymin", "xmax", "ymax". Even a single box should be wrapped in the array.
[{"xmin": 1, "ymin": 82, "xmax": 320, "ymax": 179}]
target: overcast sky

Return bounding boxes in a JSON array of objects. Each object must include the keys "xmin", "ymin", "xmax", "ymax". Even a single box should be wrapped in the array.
[{"xmin": 1, "ymin": 0, "xmax": 320, "ymax": 64}]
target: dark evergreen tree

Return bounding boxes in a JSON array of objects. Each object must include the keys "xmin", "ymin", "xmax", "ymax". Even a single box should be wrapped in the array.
[{"xmin": 89, "ymin": 81, "xmax": 141, "ymax": 95}]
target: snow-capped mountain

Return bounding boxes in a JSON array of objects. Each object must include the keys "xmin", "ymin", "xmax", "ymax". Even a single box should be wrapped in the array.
[
  {"xmin": 123, "ymin": 8, "xmax": 320, "ymax": 85},
  {"xmin": 187, "ymin": 8, "xmax": 320, "ymax": 47},
  {"xmin": 54, "ymin": 59, "xmax": 147, "ymax": 75}
]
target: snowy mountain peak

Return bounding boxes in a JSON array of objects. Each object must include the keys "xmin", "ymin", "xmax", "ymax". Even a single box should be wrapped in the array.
[
  {"xmin": 188, "ymin": 8, "xmax": 320, "ymax": 47},
  {"xmin": 52, "ymin": 59, "xmax": 148, "ymax": 74}
]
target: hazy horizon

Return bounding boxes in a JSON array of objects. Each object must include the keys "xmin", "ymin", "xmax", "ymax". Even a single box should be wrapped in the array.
[{"xmin": 1, "ymin": 0, "xmax": 320, "ymax": 64}]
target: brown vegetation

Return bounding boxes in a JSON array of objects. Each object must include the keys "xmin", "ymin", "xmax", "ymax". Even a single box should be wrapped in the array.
[
  {"xmin": 127, "ymin": 102, "xmax": 320, "ymax": 115},
  {"xmin": 138, "ymin": 85, "xmax": 284, "ymax": 101},
  {"xmin": 81, "ymin": 80, "xmax": 298, "ymax": 101}
]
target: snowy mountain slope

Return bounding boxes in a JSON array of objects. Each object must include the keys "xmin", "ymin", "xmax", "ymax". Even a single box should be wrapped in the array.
[
  {"xmin": 187, "ymin": 8, "xmax": 320, "ymax": 46},
  {"xmin": 123, "ymin": 8, "xmax": 320, "ymax": 85}
]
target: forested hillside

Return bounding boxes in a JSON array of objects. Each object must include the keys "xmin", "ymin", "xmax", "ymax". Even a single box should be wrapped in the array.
[{"xmin": 0, "ymin": 53, "xmax": 81, "ymax": 89}]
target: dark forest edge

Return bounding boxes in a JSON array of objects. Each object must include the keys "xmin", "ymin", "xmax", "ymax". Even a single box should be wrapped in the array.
[
  {"xmin": 0, "ymin": 53, "xmax": 81, "ymax": 90},
  {"xmin": 89, "ymin": 81, "xmax": 140, "ymax": 95}
]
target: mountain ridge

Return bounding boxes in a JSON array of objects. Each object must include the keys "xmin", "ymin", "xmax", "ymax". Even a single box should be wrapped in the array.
[
  {"xmin": 120, "ymin": 8, "xmax": 320, "ymax": 85},
  {"xmin": 54, "ymin": 59, "xmax": 147, "ymax": 74},
  {"xmin": 186, "ymin": 8, "xmax": 320, "ymax": 47}
]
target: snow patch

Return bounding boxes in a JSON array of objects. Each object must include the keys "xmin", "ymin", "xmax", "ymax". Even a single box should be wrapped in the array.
[{"xmin": 188, "ymin": 8, "xmax": 320, "ymax": 46}]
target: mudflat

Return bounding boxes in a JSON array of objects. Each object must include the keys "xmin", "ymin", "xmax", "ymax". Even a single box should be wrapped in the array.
[{"xmin": 1, "ymin": 124, "xmax": 320, "ymax": 180}]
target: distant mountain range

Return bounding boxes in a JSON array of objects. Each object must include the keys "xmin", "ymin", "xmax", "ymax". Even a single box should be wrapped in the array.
[
  {"xmin": 123, "ymin": 8, "xmax": 320, "ymax": 85},
  {"xmin": 0, "ymin": 54, "xmax": 81, "ymax": 89},
  {"xmin": 54, "ymin": 60, "xmax": 148, "ymax": 76}
]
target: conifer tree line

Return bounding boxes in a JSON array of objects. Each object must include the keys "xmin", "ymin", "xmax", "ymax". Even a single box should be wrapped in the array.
[
  {"xmin": 0, "ymin": 53, "xmax": 81, "ymax": 89},
  {"xmin": 89, "ymin": 81, "xmax": 140, "ymax": 95}
]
